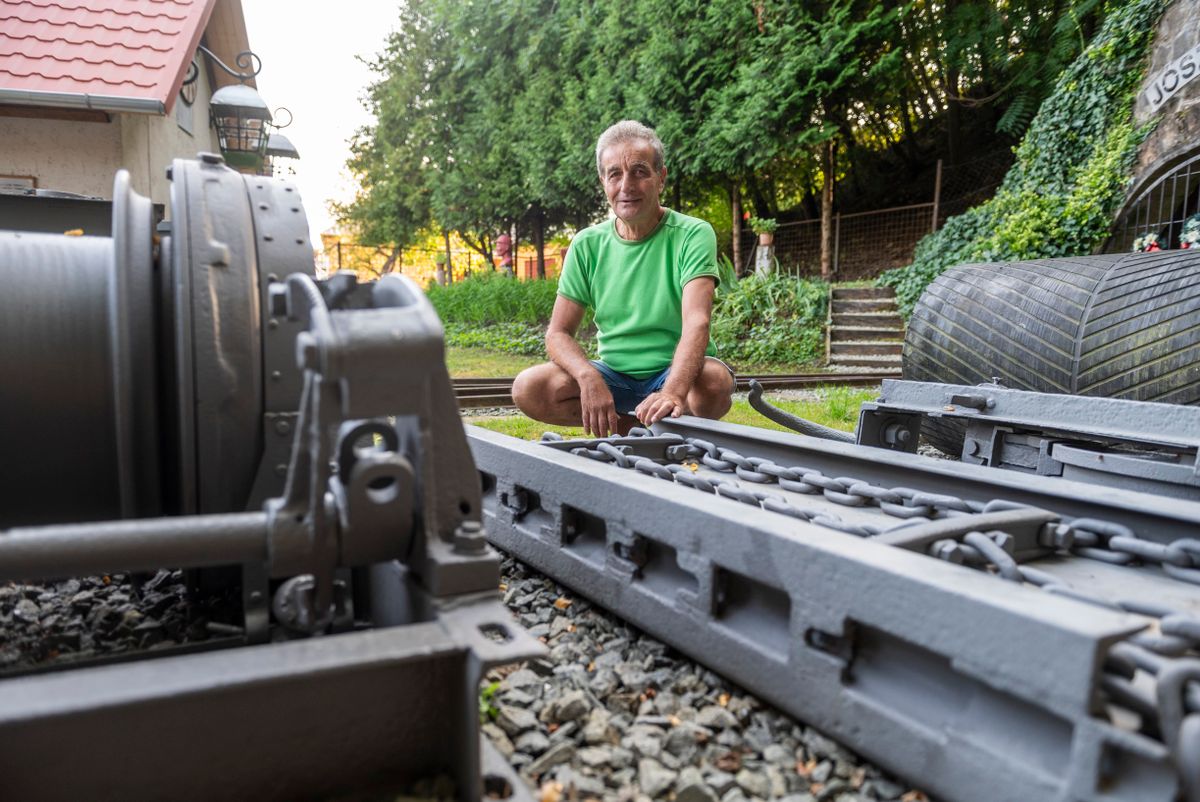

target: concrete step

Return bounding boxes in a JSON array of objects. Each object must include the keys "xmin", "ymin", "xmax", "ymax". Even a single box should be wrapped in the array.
[
  {"xmin": 828, "ymin": 353, "xmax": 904, "ymax": 367},
  {"xmin": 832, "ymin": 298, "xmax": 897, "ymax": 313},
  {"xmin": 832, "ymin": 286, "xmax": 895, "ymax": 300},
  {"xmin": 830, "ymin": 341, "xmax": 903, "ymax": 357},
  {"xmin": 832, "ymin": 312, "xmax": 904, "ymax": 328},
  {"xmin": 830, "ymin": 326, "xmax": 904, "ymax": 342}
]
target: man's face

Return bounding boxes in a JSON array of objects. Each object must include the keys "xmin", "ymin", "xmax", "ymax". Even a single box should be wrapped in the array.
[{"xmin": 600, "ymin": 140, "xmax": 666, "ymax": 229}]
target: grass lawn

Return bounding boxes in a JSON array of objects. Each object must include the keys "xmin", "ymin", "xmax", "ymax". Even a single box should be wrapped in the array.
[
  {"xmin": 464, "ymin": 385, "xmax": 878, "ymax": 440},
  {"xmin": 446, "ymin": 347, "xmax": 544, "ymax": 377}
]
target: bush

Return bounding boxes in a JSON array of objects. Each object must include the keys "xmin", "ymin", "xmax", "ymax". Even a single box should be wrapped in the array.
[
  {"xmin": 880, "ymin": 0, "xmax": 1163, "ymax": 316},
  {"xmin": 426, "ymin": 272, "xmax": 561, "ymax": 325},
  {"xmin": 711, "ymin": 273, "xmax": 827, "ymax": 366}
]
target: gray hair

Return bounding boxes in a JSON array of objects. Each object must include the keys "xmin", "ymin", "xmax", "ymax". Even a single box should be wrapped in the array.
[{"xmin": 595, "ymin": 120, "xmax": 665, "ymax": 175}]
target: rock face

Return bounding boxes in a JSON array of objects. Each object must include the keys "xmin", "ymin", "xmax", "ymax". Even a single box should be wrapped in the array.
[{"xmin": 1128, "ymin": 0, "xmax": 1200, "ymax": 197}]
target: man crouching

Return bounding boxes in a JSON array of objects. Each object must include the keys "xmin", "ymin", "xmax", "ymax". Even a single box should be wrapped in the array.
[{"xmin": 512, "ymin": 120, "xmax": 735, "ymax": 437}]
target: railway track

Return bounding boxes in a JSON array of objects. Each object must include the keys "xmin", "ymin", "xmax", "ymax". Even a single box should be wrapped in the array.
[{"xmin": 453, "ymin": 370, "xmax": 900, "ymax": 408}]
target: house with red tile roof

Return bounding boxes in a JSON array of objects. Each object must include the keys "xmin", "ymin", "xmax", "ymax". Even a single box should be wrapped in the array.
[{"xmin": 0, "ymin": 0, "xmax": 264, "ymax": 210}]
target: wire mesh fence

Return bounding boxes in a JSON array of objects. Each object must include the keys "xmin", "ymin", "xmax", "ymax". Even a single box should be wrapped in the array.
[
  {"xmin": 316, "ymin": 241, "xmax": 567, "ymax": 284},
  {"xmin": 738, "ymin": 150, "xmax": 1015, "ymax": 280}
]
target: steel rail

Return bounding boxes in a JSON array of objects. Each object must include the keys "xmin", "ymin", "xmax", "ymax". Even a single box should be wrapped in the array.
[{"xmin": 453, "ymin": 371, "xmax": 899, "ymax": 408}]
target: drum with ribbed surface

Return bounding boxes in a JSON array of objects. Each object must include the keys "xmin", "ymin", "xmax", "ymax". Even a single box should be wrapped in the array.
[{"xmin": 903, "ymin": 251, "xmax": 1200, "ymax": 454}]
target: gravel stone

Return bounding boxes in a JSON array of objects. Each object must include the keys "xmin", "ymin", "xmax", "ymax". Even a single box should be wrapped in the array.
[
  {"xmin": 577, "ymin": 745, "xmax": 614, "ymax": 767},
  {"xmin": 514, "ymin": 730, "xmax": 550, "ymax": 755},
  {"xmin": 763, "ymin": 744, "xmax": 792, "ymax": 765},
  {"xmin": 525, "ymin": 741, "xmax": 574, "ymax": 777},
  {"xmin": 696, "ymin": 705, "xmax": 739, "ymax": 730},
  {"xmin": 553, "ymin": 689, "xmax": 591, "ymax": 723},
  {"xmin": 482, "ymin": 556, "xmax": 923, "ymax": 802},
  {"xmin": 735, "ymin": 769, "xmax": 771, "ymax": 798},
  {"xmin": 496, "ymin": 705, "xmax": 539, "ymax": 736},
  {"xmin": 481, "ymin": 723, "xmax": 514, "ymax": 759},
  {"xmin": 637, "ymin": 758, "xmax": 677, "ymax": 797}
]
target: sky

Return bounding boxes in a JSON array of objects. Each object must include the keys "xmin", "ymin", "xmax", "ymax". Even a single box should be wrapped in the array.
[{"xmin": 239, "ymin": 0, "xmax": 402, "ymax": 244}]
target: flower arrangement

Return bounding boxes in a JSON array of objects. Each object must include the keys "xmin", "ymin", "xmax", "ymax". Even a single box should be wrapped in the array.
[
  {"xmin": 1180, "ymin": 214, "xmax": 1200, "ymax": 249},
  {"xmin": 1132, "ymin": 232, "xmax": 1161, "ymax": 252}
]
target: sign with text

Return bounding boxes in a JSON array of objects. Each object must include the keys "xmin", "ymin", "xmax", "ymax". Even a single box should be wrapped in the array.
[{"xmin": 1143, "ymin": 41, "xmax": 1200, "ymax": 115}]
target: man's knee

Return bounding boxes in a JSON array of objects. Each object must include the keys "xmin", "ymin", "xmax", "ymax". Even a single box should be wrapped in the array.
[
  {"xmin": 511, "ymin": 365, "xmax": 547, "ymax": 415},
  {"xmin": 689, "ymin": 359, "xmax": 735, "ymax": 419},
  {"xmin": 512, "ymin": 363, "xmax": 576, "ymax": 419}
]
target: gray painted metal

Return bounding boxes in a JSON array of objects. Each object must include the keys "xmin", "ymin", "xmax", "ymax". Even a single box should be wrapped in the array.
[
  {"xmin": 0, "ymin": 87, "xmax": 165, "ymax": 113},
  {"xmin": 0, "ymin": 602, "xmax": 539, "ymax": 802},
  {"xmin": 471, "ymin": 413, "xmax": 1200, "ymax": 802},
  {"xmin": 653, "ymin": 416, "xmax": 1200, "ymax": 546},
  {"xmin": 859, "ymin": 379, "xmax": 1200, "ymax": 498},
  {"xmin": 469, "ymin": 425, "xmax": 1184, "ymax": 802},
  {"xmin": 0, "ymin": 159, "xmax": 541, "ymax": 800}
]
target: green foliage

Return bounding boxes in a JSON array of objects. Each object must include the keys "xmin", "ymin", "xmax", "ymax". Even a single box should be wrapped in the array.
[
  {"xmin": 748, "ymin": 216, "xmax": 777, "ymax": 235},
  {"xmin": 442, "ymin": 322, "xmax": 547, "ymax": 356},
  {"xmin": 881, "ymin": 0, "xmax": 1163, "ymax": 315},
  {"xmin": 426, "ymin": 273, "xmax": 561, "ymax": 325},
  {"xmin": 711, "ymin": 273, "xmax": 827, "ymax": 366},
  {"xmin": 479, "ymin": 681, "xmax": 500, "ymax": 723}
]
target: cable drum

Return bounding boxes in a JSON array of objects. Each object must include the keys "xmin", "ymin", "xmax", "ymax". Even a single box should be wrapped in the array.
[{"xmin": 903, "ymin": 251, "xmax": 1200, "ymax": 455}]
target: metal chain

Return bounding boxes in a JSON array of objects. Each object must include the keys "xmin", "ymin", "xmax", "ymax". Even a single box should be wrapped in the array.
[{"xmin": 547, "ymin": 429, "xmax": 1200, "ymax": 775}]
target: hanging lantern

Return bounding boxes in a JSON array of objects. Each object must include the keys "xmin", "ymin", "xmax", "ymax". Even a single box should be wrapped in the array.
[{"xmin": 209, "ymin": 84, "xmax": 272, "ymax": 170}]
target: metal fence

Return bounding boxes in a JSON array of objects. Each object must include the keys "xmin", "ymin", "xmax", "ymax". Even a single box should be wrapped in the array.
[{"xmin": 739, "ymin": 150, "xmax": 1014, "ymax": 280}]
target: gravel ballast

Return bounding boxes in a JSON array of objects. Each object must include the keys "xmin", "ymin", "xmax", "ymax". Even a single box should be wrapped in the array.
[{"xmin": 486, "ymin": 555, "xmax": 928, "ymax": 802}]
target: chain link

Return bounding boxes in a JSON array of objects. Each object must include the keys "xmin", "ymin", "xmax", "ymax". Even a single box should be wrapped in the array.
[{"xmin": 548, "ymin": 427, "xmax": 1200, "ymax": 771}]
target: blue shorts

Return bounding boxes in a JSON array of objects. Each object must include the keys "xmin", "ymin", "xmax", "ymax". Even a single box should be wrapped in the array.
[{"xmin": 589, "ymin": 360, "xmax": 671, "ymax": 415}]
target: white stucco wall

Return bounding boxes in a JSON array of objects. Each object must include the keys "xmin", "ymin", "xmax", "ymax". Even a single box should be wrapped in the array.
[
  {"xmin": 120, "ymin": 59, "xmax": 221, "ymax": 208},
  {"xmin": 0, "ymin": 50, "xmax": 221, "ymax": 210},
  {"xmin": 0, "ymin": 115, "xmax": 123, "ymax": 198}
]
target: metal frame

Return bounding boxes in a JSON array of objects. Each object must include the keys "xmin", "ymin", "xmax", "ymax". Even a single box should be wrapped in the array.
[
  {"xmin": 858, "ymin": 380, "xmax": 1200, "ymax": 498},
  {"xmin": 470, "ymin": 418, "xmax": 1200, "ymax": 802}
]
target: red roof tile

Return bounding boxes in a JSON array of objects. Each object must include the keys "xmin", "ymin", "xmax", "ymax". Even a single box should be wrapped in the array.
[{"xmin": 0, "ymin": 0, "xmax": 216, "ymax": 112}]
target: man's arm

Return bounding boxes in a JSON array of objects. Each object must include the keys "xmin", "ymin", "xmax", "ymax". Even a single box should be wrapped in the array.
[
  {"xmin": 546, "ymin": 295, "xmax": 620, "ymax": 437},
  {"xmin": 634, "ymin": 276, "xmax": 717, "ymax": 426}
]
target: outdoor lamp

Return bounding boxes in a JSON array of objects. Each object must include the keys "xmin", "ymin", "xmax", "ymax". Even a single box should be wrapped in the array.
[
  {"xmin": 209, "ymin": 83, "xmax": 273, "ymax": 170},
  {"xmin": 262, "ymin": 131, "xmax": 301, "ymax": 177}
]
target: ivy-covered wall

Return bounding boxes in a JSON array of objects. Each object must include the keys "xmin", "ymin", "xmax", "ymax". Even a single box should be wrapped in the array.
[{"xmin": 881, "ymin": 0, "xmax": 1166, "ymax": 316}]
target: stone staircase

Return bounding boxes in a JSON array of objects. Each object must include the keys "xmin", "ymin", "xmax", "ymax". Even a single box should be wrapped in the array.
[{"xmin": 827, "ymin": 286, "xmax": 904, "ymax": 370}]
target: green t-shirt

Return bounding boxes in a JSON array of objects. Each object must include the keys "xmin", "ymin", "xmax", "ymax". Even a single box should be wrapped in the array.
[{"xmin": 557, "ymin": 210, "xmax": 720, "ymax": 378}]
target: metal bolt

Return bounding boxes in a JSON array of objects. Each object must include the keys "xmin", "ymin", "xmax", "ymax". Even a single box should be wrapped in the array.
[
  {"xmin": 248, "ymin": 591, "xmax": 264, "ymax": 603},
  {"xmin": 453, "ymin": 520, "xmax": 488, "ymax": 555},
  {"xmin": 271, "ymin": 370, "xmax": 282, "ymax": 381},
  {"xmin": 275, "ymin": 419, "xmax": 291, "ymax": 436},
  {"xmin": 274, "ymin": 463, "xmax": 288, "ymax": 477},
  {"xmin": 268, "ymin": 319, "xmax": 279, "ymax": 329}
]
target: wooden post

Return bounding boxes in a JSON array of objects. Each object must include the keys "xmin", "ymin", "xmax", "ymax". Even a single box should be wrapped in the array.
[
  {"xmin": 820, "ymin": 139, "xmax": 835, "ymax": 281},
  {"xmin": 337, "ymin": 241, "xmax": 342, "ymax": 272},
  {"xmin": 731, "ymin": 181, "xmax": 743, "ymax": 276},
  {"xmin": 833, "ymin": 212, "xmax": 841, "ymax": 276},
  {"xmin": 931, "ymin": 159, "xmax": 943, "ymax": 233}
]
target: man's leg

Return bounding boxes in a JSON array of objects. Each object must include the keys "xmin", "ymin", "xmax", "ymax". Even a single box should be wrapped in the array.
[
  {"xmin": 512, "ymin": 361, "xmax": 642, "ymax": 434},
  {"xmin": 511, "ymin": 362, "xmax": 583, "ymax": 425},
  {"xmin": 685, "ymin": 357, "xmax": 736, "ymax": 420}
]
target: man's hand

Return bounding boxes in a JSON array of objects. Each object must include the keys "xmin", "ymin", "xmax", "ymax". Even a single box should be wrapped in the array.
[
  {"xmin": 579, "ymin": 372, "xmax": 620, "ymax": 438},
  {"xmin": 635, "ymin": 390, "xmax": 689, "ymax": 427}
]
